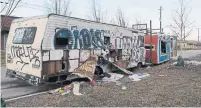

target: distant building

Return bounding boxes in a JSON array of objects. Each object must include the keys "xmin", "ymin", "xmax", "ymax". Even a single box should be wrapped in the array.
[
  {"xmin": 177, "ymin": 40, "xmax": 201, "ymax": 49},
  {"xmin": 1, "ymin": 15, "xmax": 21, "ymax": 50}
]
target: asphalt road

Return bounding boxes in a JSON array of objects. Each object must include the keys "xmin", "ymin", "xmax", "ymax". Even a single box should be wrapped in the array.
[
  {"xmin": 1, "ymin": 67, "xmax": 59, "ymax": 99},
  {"xmin": 1, "ymin": 50, "xmax": 201, "ymax": 99}
]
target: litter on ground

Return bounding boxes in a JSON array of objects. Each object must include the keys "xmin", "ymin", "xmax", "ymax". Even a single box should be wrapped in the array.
[
  {"xmin": 185, "ymin": 60, "xmax": 201, "ymax": 65},
  {"xmin": 101, "ymin": 73, "xmax": 124, "ymax": 82},
  {"xmin": 121, "ymin": 86, "xmax": 127, "ymax": 90},
  {"xmin": 47, "ymin": 82, "xmax": 83, "ymax": 96},
  {"xmin": 158, "ymin": 75, "xmax": 168, "ymax": 77},
  {"xmin": 72, "ymin": 82, "xmax": 83, "ymax": 96},
  {"xmin": 129, "ymin": 73, "xmax": 150, "ymax": 81}
]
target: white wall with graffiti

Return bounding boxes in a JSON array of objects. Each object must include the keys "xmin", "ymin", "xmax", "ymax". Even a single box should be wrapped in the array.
[
  {"xmin": 42, "ymin": 15, "xmax": 145, "ymax": 73},
  {"xmin": 6, "ymin": 17, "xmax": 48, "ymax": 78},
  {"xmin": 6, "ymin": 15, "xmax": 145, "ymax": 80}
]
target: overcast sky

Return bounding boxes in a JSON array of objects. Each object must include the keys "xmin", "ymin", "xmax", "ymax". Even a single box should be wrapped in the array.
[{"xmin": 2, "ymin": 0, "xmax": 201, "ymax": 41}]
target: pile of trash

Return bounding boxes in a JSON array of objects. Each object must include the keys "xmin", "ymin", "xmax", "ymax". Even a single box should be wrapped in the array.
[
  {"xmin": 48, "ymin": 82, "xmax": 83, "ymax": 96},
  {"xmin": 47, "ymin": 72, "xmax": 150, "ymax": 96}
]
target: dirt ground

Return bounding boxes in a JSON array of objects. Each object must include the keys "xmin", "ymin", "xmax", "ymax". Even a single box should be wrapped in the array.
[{"xmin": 6, "ymin": 55, "xmax": 201, "ymax": 107}]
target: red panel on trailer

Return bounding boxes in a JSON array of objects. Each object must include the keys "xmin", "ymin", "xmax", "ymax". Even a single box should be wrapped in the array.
[{"xmin": 145, "ymin": 35, "xmax": 158, "ymax": 64}]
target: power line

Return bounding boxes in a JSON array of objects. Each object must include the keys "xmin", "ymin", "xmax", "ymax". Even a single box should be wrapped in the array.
[
  {"xmin": 159, "ymin": 6, "xmax": 163, "ymax": 33},
  {"xmin": 20, "ymin": 2, "xmax": 45, "ymax": 8},
  {"xmin": 22, "ymin": 5, "xmax": 46, "ymax": 11}
]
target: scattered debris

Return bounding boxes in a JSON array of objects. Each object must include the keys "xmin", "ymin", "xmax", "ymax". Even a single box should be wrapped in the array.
[
  {"xmin": 61, "ymin": 90, "xmax": 71, "ymax": 96},
  {"xmin": 48, "ymin": 84, "xmax": 72, "ymax": 95},
  {"xmin": 102, "ymin": 73, "xmax": 124, "ymax": 82},
  {"xmin": 72, "ymin": 82, "xmax": 83, "ymax": 96},
  {"xmin": 172, "ymin": 60, "xmax": 201, "ymax": 66},
  {"xmin": 121, "ymin": 86, "xmax": 127, "ymax": 90},
  {"xmin": 185, "ymin": 60, "xmax": 201, "ymax": 65},
  {"xmin": 146, "ymin": 66, "xmax": 151, "ymax": 69},
  {"xmin": 115, "ymin": 81, "xmax": 122, "ymax": 86},
  {"xmin": 129, "ymin": 73, "xmax": 150, "ymax": 81},
  {"xmin": 171, "ymin": 62, "xmax": 177, "ymax": 65},
  {"xmin": 158, "ymin": 75, "xmax": 168, "ymax": 77}
]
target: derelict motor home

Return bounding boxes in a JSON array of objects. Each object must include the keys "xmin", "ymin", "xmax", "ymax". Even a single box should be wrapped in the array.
[{"xmin": 6, "ymin": 14, "xmax": 145, "ymax": 85}]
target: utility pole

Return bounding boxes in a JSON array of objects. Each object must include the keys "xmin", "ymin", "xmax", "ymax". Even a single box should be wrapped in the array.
[
  {"xmin": 198, "ymin": 28, "xmax": 200, "ymax": 45},
  {"xmin": 150, "ymin": 20, "xmax": 152, "ymax": 63},
  {"xmin": 159, "ymin": 6, "xmax": 163, "ymax": 34}
]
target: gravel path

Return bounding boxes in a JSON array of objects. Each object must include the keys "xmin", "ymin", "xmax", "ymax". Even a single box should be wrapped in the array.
[{"xmin": 6, "ymin": 55, "xmax": 201, "ymax": 107}]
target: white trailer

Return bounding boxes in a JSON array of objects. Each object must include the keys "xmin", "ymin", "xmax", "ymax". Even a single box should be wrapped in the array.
[{"xmin": 6, "ymin": 14, "xmax": 145, "ymax": 85}]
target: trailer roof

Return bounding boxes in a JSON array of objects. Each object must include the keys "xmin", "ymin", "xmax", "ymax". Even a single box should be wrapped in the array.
[
  {"xmin": 48, "ymin": 14, "xmax": 135, "ymax": 30},
  {"xmin": 12, "ymin": 14, "xmax": 140, "ymax": 32},
  {"xmin": 12, "ymin": 15, "xmax": 48, "ymax": 23}
]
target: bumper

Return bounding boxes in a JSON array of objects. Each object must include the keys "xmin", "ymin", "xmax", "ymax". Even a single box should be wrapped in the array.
[{"xmin": 6, "ymin": 69, "xmax": 42, "ymax": 86}]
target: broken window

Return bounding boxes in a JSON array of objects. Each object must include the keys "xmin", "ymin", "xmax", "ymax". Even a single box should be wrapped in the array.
[
  {"xmin": 104, "ymin": 36, "xmax": 110, "ymax": 46},
  {"xmin": 161, "ymin": 41, "xmax": 166, "ymax": 54},
  {"xmin": 54, "ymin": 28, "xmax": 72, "ymax": 49},
  {"xmin": 13, "ymin": 27, "xmax": 37, "ymax": 44}
]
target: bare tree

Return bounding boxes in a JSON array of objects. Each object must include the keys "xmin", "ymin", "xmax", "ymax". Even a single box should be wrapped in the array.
[
  {"xmin": 115, "ymin": 8, "xmax": 128, "ymax": 27},
  {"xmin": 90, "ymin": 0, "xmax": 107, "ymax": 23},
  {"xmin": 45, "ymin": 0, "xmax": 71, "ymax": 16},
  {"xmin": 1, "ymin": 0, "xmax": 22, "ymax": 28},
  {"xmin": 170, "ymin": 0, "xmax": 193, "ymax": 41},
  {"xmin": 134, "ymin": 16, "xmax": 146, "ymax": 29}
]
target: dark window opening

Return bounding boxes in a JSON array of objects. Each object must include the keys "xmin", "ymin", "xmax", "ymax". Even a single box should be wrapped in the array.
[
  {"xmin": 161, "ymin": 41, "xmax": 166, "ymax": 54},
  {"xmin": 139, "ymin": 36, "xmax": 144, "ymax": 47},
  {"xmin": 145, "ymin": 45, "xmax": 154, "ymax": 50},
  {"xmin": 104, "ymin": 36, "xmax": 110, "ymax": 46},
  {"xmin": 171, "ymin": 38, "xmax": 173, "ymax": 50},
  {"xmin": 13, "ymin": 27, "xmax": 37, "ymax": 44},
  {"xmin": 55, "ymin": 38, "xmax": 68, "ymax": 46},
  {"xmin": 54, "ymin": 28, "xmax": 72, "ymax": 49}
]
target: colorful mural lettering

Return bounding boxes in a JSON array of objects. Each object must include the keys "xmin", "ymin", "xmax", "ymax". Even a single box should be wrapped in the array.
[{"xmin": 54, "ymin": 28, "xmax": 105, "ymax": 49}]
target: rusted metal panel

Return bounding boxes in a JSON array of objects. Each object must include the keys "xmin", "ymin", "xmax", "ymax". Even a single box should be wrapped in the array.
[{"xmin": 72, "ymin": 56, "xmax": 98, "ymax": 80}]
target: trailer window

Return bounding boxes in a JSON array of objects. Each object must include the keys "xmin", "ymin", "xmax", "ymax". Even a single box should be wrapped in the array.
[
  {"xmin": 13, "ymin": 27, "xmax": 37, "ymax": 44},
  {"xmin": 54, "ymin": 28, "xmax": 72, "ymax": 49},
  {"xmin": 161, "ymin": 41, "xmax": 166, "ymax": 54},
  {"xmin": 139, "ymin": 36, "xmax": 144, "ymax": 47},
  {"xmin": 104, "ymin": 36, "xmax": 110, "ymax": 46}
]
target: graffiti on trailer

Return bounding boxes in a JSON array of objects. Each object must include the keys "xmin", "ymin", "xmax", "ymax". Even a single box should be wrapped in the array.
[
  {"xmin": 7, "ymin": 45, "xmax": 40, "ymax": 70},
  {"xmin": 54, "ymin": 27, "xmax": 145, "ymax": 64},
  {"xmin": 54, "ymin": 28, "xmax": 105, "ymax": 49},
  {"xmin": 113, "ymin": 35, "xmax": 145, "ymax": 63}
]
